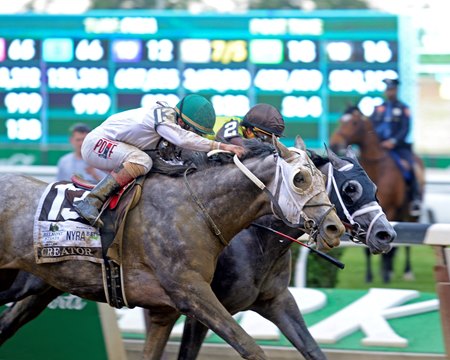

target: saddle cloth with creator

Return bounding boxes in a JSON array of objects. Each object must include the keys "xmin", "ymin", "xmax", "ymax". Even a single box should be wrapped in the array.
[{"xmin": 33, "ymin": 179, "xmax": 142, "ymax": 265}]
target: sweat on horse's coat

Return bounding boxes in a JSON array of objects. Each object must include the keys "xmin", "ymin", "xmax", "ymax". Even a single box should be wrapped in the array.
[{"xmin": 0, "ymin": 139, "xmax": 344, "ymax": 360}]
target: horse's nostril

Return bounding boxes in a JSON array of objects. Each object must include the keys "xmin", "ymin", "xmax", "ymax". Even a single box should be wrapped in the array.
[
  {"xmin": 327, "ymin": 224, "xmax": 344, "ymax": 236},
  {"xmin": 378, "ymin": 231, "xmax": 395, "ymax": 243}
]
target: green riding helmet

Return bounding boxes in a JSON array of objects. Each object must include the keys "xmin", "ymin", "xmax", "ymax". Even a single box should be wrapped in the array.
[
  {"xmin": 175, "ymin": 94, "xmax": 216, "ymax": 136},
  {"xmin": 242, "ymin": 103, "xmax": 285, "ymax": 137}
]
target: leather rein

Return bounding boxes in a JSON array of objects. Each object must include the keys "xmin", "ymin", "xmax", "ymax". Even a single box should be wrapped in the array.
[{"xmin": 183, "ymin": 152, "xmax": 333, "ymax": 247}]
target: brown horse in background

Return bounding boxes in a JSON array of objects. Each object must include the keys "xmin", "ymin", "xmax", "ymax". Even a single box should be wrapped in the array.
[{"xmin": 330, "ymin": 106, "xmax": 425, "ymax": 283}]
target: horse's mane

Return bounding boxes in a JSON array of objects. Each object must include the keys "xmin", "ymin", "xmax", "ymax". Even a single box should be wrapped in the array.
[
  {"xmin": 343, "ymin": 104, "xmax": 362, "ymax": 115},
  {"xmin": 189, "ymin": 138, "xmax": 276, "ymax": 170},
  {"xmin": 308, "ymin": 148, "xmax": 361, "ymax": 169},
  {"xmin": 307, "ymin": 149, "xmax": 328, "ymax": 167},
  {"xmin": 148, "ymin": 139, "xmax": 276, "ymax": 177}
]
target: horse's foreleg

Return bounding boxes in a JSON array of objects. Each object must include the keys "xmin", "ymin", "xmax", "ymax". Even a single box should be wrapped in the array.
[
  {"xmin": 142, "ymin": 308, "xmax": 180, "ymax": 360},
  {"xmin": 0, "ymin": 271, "xmax": 51, "ymax": 306},
  {"xmin": 0, "ymin": 287, "xmax": 62, "ymax": 345},
  {"xmin": 170, "ymin": 281, "xmax": 267, "ymax": 360},
  {"xmin": 251, "ymin": 289, "xmax": 326, "ymax": 360},
  {"xmin": 381, "ymin": 248, "xmax": 396, "ymax": 284},
  {"xmin": 403, "ymin": 246, "xmax": 415, "ymax": 281},
  {"xmin": 177, "ymin": 316, "xmax": 210, "ymax": 360},
  {"xmin": 0, "ymin": 269, "xmax": 18, "ymax": 291},
  {"xmin": 365, "ymin": 248, "xmax": 373, "ymax": 283}
]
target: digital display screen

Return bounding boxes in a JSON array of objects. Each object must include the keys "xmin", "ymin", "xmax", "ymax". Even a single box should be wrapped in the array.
[{"xmin": 0, "ymin": 10, "xmax": 403, "ymax": 165}]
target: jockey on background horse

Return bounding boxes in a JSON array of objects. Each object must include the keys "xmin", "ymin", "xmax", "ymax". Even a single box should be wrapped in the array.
[
  {"xmin": 73, "ymin": 94, "xmax": 245, "ymax": 227},
  {"xmin": 370, "ymin": 78, "xmax": 422, "ymax": 217},
  {"xmin": 214, "ymin": 103, "xmax": 285, "ymax": 145}
]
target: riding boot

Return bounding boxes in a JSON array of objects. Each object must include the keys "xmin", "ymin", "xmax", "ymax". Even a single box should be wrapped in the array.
[
  {"xmin": 73, "ymin": 165, "xmax": 134, "ymax": 227},
  {"xmin": 408, "ymin": 175, "xmax": 422, "ymax": 217}
]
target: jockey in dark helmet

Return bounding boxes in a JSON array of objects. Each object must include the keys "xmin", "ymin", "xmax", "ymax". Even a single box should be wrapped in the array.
[
  {"xmin": 215, "ymin": 103, "xmax": 285, "ymax": 146},
  {"xmin": 73, "ymin": 94, "xmax": 245, "ymax": 227}
]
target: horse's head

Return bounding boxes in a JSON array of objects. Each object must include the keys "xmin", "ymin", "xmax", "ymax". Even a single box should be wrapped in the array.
[
  {"xmin": 313, "ymin": 145, "xmax": 395, "ymax": 254},
  {"xmin": 329, "ymin": 105, "xmax": 371, "ymax": 155},
  {"xmin": 265, "ymin": 138, "xmax": 345, "ymax": 251}
]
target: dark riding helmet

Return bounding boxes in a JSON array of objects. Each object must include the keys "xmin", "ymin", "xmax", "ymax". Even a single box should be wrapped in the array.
[
  {"xmin": 383, "ymin": 78, "xmax": 400, "ymax": 90},
  {"xmin": 241, "ymin": 104, "xmax": 285, "ymax": 137},
  {"xmin": 175, "ymin": 94, "xmax": 216, "ymax": 136}
]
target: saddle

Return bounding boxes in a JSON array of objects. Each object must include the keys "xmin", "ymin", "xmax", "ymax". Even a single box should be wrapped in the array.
[
  {"xmin": 72, "ymin": 174, "xmax": 144, "ymax": 308},
  {"xmin": 389, "ymin": 150, "xmax": 413, "ymax": 182},
  {"xmin": 388, "ymin": 150, "xmax": 425, "ymax": 216}
]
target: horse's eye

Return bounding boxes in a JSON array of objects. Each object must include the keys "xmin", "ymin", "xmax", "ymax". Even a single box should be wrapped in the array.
[
  {"xmin": 342, "ymin": 180, "xmax": 363, "ymax": 203},
  {"xmin": 346, "ymin": 184, "xmax": 357, "ymax": 193},
  {"xmin": 294, "ymin": 173, "xmax": 305, "ymax": 184},
  {"xmin": 291, "ymin": 170, "xmax": 312, "ymax": 193}
]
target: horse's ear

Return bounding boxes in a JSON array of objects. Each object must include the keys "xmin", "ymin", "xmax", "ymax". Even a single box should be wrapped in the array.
[
  {"xmin": 326, "ymin": 144, "xmax": 350, "ymax": 169},
  {"xmin": 345, "ymin": 146, "xmax": 359, "ymax": 161},
  {"xmin": 294, "ymin": 135, "xmax": 306, "ymax": 151},
  {"xmin": 273, "ymin": 136, "xmax": 291, "ymax": 159}
]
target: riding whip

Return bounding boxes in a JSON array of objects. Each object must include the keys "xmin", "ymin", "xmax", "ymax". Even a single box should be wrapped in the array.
[{"xmin": 251, "ymin": 223, "xmax": 345, "ymax": 269}]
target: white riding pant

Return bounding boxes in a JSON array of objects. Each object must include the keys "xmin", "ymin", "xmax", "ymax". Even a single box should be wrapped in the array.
[{"xmin": 81, "ymin": 132, "xmax": 152, "ymax": 174}]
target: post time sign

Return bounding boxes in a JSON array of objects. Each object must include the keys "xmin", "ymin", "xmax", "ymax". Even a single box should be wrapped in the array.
[{"xmin": 0, "ymin": 10, "xmax": 408, "ymax": 165}]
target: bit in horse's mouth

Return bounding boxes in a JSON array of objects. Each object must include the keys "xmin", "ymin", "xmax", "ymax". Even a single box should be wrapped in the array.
[{"xmin": 317, "ymin": 236, "xmax": 334, "ymax": 251}]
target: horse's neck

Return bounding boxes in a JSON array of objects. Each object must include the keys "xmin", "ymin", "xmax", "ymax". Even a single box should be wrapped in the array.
[
  {"xmin": 184, "ymin": 160, "xmax": 274, "ymax": 242},
  {"xmin": 358, "ymin": 123, "xmax": 390, "ymax": 180},
  {"xmin": 359, "ymin": 123, "xmax": 386, "ymax": 160}
]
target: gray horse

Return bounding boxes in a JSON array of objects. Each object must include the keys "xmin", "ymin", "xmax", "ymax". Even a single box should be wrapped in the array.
[
  {"xmin": 0, "ymin": 139, "xmax": 344, "ymax": 360},
  {"xmin": 0, "ymin": 143, "xmax": 395, "ymax": 360}
]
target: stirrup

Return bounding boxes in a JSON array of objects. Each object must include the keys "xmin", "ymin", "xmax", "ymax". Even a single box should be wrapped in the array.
[
  {"xmin": 74, "ymin": 201, "xmax": 104, "ymax": 228},
  {"xmin": 409, "ymin": 200, "xmax": 422, "ymax": 217}
]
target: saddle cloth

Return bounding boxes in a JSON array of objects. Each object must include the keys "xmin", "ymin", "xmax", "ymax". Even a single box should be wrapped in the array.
[
  {"xmin": 33, "ymin": 182, "xmax": 103, "ymax": 264},
  {"xmin": 33, "ymin": 179, "xmax": 143, "ymax": 265}
]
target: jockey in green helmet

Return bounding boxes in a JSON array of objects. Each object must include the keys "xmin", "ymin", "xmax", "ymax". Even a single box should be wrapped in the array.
[{"xmin": 73, "ymin": 94, "xmax": 244, "ymax": 227}]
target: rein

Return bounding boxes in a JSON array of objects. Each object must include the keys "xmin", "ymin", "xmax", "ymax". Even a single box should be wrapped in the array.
[
  {"xmin": 183, "ymin": 166, "xmax": 229, "ymax": 246},
  {"xmin": 360, "ymin": 154, "xmax": 388, "ymax": 163},
  {"xmin": 251, "ymin": 223, "xmax": 345, "ymax": 269},
  {"xmin": 233, "ymin": 153, "xmax": 334, "ymax": 241}
]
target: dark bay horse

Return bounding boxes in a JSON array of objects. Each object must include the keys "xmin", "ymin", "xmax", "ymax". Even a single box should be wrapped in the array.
[
  {"xmin": 329, "ymin": 106, "xmax": 425, "ymax": 283},
  {"xmin": 0, "ymin": 139, "xmax": 344, "ymax": 360},
  {"xmin": 141, "ymin": 142, "xmax": 395, "ymax": 360}
]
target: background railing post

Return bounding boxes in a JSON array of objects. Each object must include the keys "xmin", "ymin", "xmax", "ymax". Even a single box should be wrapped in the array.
[{"xmin": 434, "ymin": 246, "xmax": 450, "ymax": 359}]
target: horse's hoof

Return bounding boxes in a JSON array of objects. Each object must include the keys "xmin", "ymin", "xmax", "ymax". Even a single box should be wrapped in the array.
[{"xmin": 403, "ymin": 271, "xmax": 415, "ymax": 281}]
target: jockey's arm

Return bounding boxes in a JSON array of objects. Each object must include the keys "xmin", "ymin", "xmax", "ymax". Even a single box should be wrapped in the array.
[
  {"xmin": 156, "ymin": 122, "xmax": 244, "ymax": 157},
  {"xmin": 391, "ymin": 107, "xmax": 411, "ymax": 146}
]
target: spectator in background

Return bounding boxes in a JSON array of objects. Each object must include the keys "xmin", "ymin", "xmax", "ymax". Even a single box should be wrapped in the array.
[
  {"xmin": 57, "ymin": 123, "xmax": 106, "ymax": 183},
  {"xmin": 370, "ymin": 78, "xmax": 422, "ymax": 216}
]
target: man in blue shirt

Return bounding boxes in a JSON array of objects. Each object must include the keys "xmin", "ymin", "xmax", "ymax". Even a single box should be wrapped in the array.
[
  {"xmin": 370, "ymin": 78, "xmax": 422, "ymax": 216},
  {"xmin": 57, "ymin": 123, "xmax": 107, "ymax": 183}
]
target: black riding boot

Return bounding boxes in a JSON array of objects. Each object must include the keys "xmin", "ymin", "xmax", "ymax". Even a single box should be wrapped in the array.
[
  {"xmin": 408, "ymin": 176, "xmax": 422, "ymax": 217},
  {"xmin": 73, "ymin": 174, "xmax": 122, "ymax": 227}
]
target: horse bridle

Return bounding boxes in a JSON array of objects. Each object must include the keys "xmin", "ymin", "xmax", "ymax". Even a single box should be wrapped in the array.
[
  {"xmin": 183, "ymin": 150, "xmax": 335, "ymax": 246},
  {"xmin": 233, "ymin": 152, "xmax": 335, "ymax": 242},
  {"xmin": 325, "ymin": 162, "xmax": 385, "ymax": 244},
  {"xmin": 334, "ymin": 114, "xmax": 388, "ymax": 163}
]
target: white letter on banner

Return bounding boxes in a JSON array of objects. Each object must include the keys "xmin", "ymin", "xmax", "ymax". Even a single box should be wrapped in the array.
[{"xmin": 309, "ymin": 288, "xmax": 438, "ymax": 347}]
